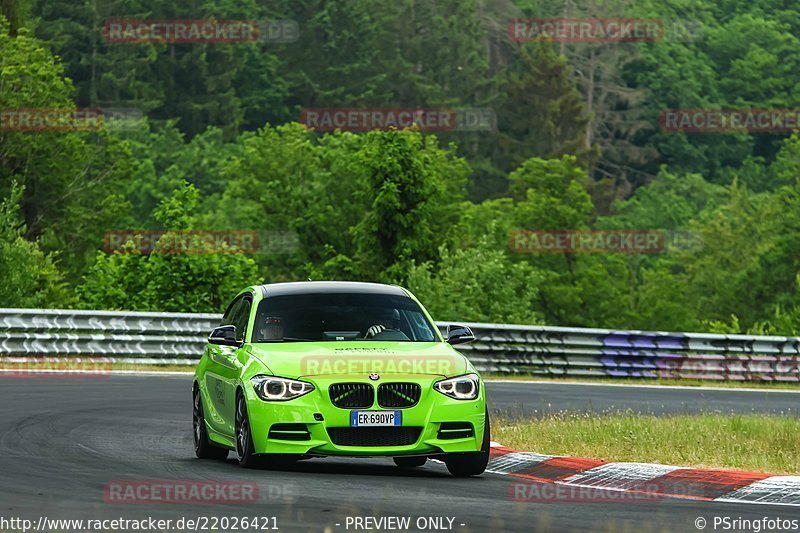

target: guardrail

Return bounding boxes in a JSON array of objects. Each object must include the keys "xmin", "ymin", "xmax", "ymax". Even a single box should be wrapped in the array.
[
  {"xmin": 0, "ymin": 308, "xmax": 218, "ymax": 366},
  {"xmin": 1, "ymin": 308, "xmax": 799, "ymax": 381},
  {"xmin": 457, "ymin": 323, "xmax": 800, "ymax": 381}
]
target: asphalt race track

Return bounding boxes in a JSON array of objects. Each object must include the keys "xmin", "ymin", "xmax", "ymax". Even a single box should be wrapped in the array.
[
  {"xmin": 487, "ymin": 380, "xmax": 800, "ymax": 418},
  {"xmin": 1, "ymin": 375, "xmax": 799, "ymax": 532}
]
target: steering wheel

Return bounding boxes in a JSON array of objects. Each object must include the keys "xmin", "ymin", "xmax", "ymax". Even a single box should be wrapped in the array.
[
  {"xmin": 365, "ymin": 324, "xmax": 391, "ymax": 338},
  {"xmin": 373, "ymin": 329, "xmax": 411, "ymax": 341}
]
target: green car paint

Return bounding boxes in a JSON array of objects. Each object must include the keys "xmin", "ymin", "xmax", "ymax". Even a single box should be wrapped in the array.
[{"xmin": 192, "ymin": 282, "xmax": 490, "ymax": 477}]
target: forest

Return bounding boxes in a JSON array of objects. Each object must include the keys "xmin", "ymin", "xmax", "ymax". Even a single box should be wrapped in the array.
[{"xmin": 2, "ymin": 0, "xmax": 800, "ymax": 335}]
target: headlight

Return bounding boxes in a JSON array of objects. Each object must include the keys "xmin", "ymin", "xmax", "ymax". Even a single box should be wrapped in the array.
[
  {"xmin": 433, "ymin": 373, "xmax": 480, "ymax": 400},
  {"xmin": 251, "ymin": 375, "xmax": 315, "ymax": 401}
]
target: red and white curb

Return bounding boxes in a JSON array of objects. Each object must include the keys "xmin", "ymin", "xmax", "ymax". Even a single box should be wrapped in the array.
[{"xmin": 487, "ymin": 442, "xmax": 800, "ymax": 507}]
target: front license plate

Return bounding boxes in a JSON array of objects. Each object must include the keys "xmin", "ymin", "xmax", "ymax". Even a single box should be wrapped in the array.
[{"xmin": 350, "ymin": 410, "xmax": 402, "ymax": 427}]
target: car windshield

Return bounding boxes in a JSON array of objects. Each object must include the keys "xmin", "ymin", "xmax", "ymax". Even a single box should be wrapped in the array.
[{"xmin": 253, "ymin": 293, "xmax": 439, "ymax": 343}]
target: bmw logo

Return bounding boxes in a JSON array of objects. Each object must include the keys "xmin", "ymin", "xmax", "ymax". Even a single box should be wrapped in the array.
[{"xmin": 369, "ymin": 373, "xmax": 380, "ymax": 381}]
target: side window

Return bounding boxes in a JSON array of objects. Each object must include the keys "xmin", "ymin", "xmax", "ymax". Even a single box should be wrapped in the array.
[
  {"xmin": 232, "ymin": 298, "xmax": 252, "ymax": 342},
  {"xmin": 221, "ymin": 298, "xmax": 242, "ymax": 327},
  {"xmin": 406, "ymin": 309, "xmax": 436, "ymax": 342}
]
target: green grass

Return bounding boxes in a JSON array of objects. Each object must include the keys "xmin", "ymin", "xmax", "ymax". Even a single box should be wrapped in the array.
[
  {"xmin": 495, "ymin": 412, "xmax": 800, "ymax": 474},
  {"xmin": 483, "ymin": 373, "xmax": 800, "ymax": 390}
]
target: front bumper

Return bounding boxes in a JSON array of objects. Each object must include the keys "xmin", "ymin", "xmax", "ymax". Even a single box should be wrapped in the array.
[{"xmin": 243, "ymin": 374, "xmax": 486, "ymax": 456}]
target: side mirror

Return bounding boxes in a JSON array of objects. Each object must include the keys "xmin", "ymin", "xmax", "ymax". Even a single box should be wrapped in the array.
[
  {"xmin": 209, "ymin": 325, "xmax": 241, "ymax": 347},
  {"xmin": 446, "ymin": 324, "xmax": 476, "ymax": 345}
]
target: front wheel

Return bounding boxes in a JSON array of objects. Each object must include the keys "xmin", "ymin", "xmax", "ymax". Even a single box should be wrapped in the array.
[
  {"xmin": 444, "ymin": 413, "xmax": 490, "ymax": 477},
  {"xmin": 235, "ymin": 392, "xmax": 261, "ymax": 468},
  {"xmin": 193, "ymin": 386, "xmax": 229, "ymax": 460}
]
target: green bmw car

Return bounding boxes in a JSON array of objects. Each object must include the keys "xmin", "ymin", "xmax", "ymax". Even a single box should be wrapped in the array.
[{"xmin": 192, "ymin": 281, "xmax": 490, "ymax": 477}]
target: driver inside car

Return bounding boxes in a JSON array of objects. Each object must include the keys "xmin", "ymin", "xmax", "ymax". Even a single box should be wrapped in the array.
[
  {"xmin": 259, "ymin": 316, "xmax": 284, "ymax": 340},
  {"xmin": 365, "ymin": 308, "xmax": 401, "ymax": 339}
]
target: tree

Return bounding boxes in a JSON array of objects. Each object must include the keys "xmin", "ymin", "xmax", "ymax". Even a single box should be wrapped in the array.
[
  {"xmin": 0, "ymin": 183, "xmax": 69, "ymax": 307},
  {"xmin": 547, "ymin": 0, "xmax": 658, "ymax": 193},
  {"xmin": 34, "ymin": 0, "xmax": 289, "ymax": 138},
  {"xmin": 495, "ymin": 43, "xmax": 593, "ymax": 175},
  {"xmin": 609, "ymin": 169, "xmax": 727, "ymax": 229},
  {"xmin": 506, "ymin": 156, "xmax": 634, "ymax": 327},
  {"xmin": 406, "ymin": 236, "xmax": 545, "ymax": 324},
  {"xmin": 34, "ymin": 0, "xmax": 163, "ymax": 112},
  {"xmin": 0, "ymin": 0, "xmax": 30, "ymax": 34},
  {"xmin": 202, "ymin": 124, "xmax": 364, "ymax": 282},
  {"xmin": 78, "ymin": 182, "xmax": 259, "ymax": 312},
  {"xmin": 273, "ymin": 0, "xmax": 397, "ymax": 109},
  {"xmin": 0, "ymin": 17, "xmax": 137, "ymax": 283},
  {"xmin": 680, "ymin": 180, "xmax": 770, "ymax": 326},
  {"xmin": 349, "ymin": 129, "xmax": 469, "ymax": 281}
]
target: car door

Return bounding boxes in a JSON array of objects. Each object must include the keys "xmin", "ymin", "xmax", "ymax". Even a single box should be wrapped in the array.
[
  {"xmin": 204, "ymin": 294, "xmax": 251, "ymax": 437},
  {"xmin": 222, "ymin": 295, "xmax": 252, "ymax": 433}
]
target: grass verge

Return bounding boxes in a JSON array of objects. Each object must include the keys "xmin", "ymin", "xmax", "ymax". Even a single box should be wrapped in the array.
[{"xmin": 494, "ymin": 412, "xmax": 800, "ymax": 474}]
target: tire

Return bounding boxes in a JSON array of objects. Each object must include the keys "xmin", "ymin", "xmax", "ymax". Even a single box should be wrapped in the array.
[
  {"xmin": 393, "ymin": 456, "xmax": 427, "ymax": 468},
  {"xmin": 193, "ymin": 386, "xmax": 229, "ymax": 460},
  {"xmin": 235, "ymin": 391, "xmax": 261, "ymax": 468},
  {"xmin": 235, "ymin": 392, "xmax": 302, "ymax": 469},
  {"xmin": 444, "ymin": 413, "xmax": 490, "ymax": 477}
]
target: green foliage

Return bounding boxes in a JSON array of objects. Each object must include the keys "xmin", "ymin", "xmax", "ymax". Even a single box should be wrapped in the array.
[
  {"xmin": 0, "ymin": 0, "xmax": 31, "ymax": 34},
  {"xmin": 33, "ymin": 0, "xmax": 289, "ymax": 137},
  {"xmin": 2, "ymin": 1, "xmax": 800, "ymax": 337},
  {"xmin": 609, "ymin": 169, "xmax": 727, "ymax": 229},
  {"xmin": 496, "ymin": 43, "xmax": 592, "ymax": 173},
  {"xmin": 508, "ymin": 156, "xmax": 594, "ymax": 228},
  {"xmin": 349, "ymin": 129, "xmax": 468, "ymax": 281},
  {"xmin": 0, "ymin": 16, "xmax": 140, "ymax": 283},
  {"xmin": 0, "ymin": 183, "xmax": 70, "ymax": 306},
  {"xmin": 77, "ymin": 182, "xmax": 259, "ymax": 312},
  {"xmin": 406, "ymin": 237, "xmax": 544, "ymax": 325}
]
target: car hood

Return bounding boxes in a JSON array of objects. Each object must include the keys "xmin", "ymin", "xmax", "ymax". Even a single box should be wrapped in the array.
[{"xmin": 247, "ymin": 341, "xmax": 469, "ymax": 379}]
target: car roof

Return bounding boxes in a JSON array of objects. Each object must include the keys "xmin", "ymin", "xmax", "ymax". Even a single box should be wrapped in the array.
[{"xmin": 258, "ymin": 281, "xmax": 409, "ymax": 298}]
